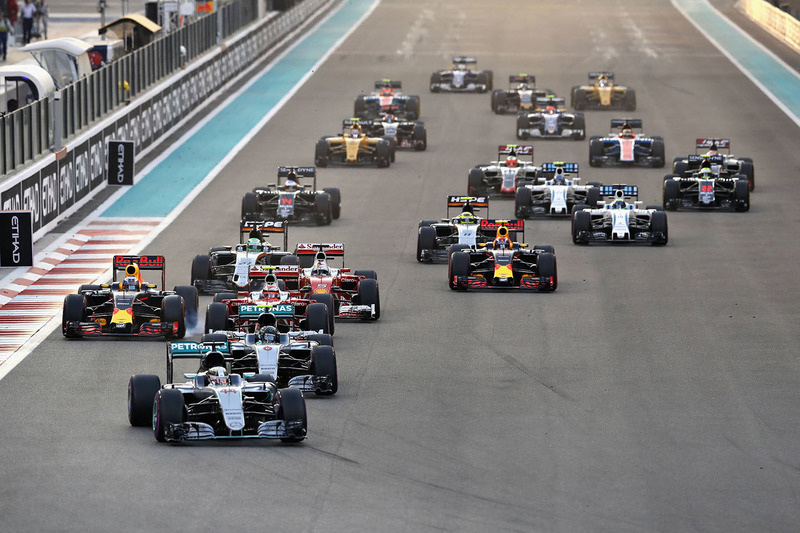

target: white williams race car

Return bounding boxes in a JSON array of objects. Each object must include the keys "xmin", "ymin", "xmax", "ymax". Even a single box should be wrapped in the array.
[
  {"xmin": 571, "ymin": 185, "xmax": 668, "ymax": 245},
  {"xmin": 515, "ymin": 162, "xmax": 600, "ymax": 218}
]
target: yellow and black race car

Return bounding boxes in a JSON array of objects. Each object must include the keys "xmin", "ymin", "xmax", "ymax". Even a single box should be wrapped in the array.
[
  {"xmin": 314, "ymin": 119, "xmax": 394, "ymax": 168},
  {"xmin": 570, "ymin": 72, "xmax": 635, "ymax": 111}
]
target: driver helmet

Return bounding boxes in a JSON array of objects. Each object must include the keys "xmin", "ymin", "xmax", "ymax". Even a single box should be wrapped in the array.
[
  {"xmin": 698, "ymin": 167, "xmax": 713, "ymax": 179},
  {"xmin": 706, "ymin": 142, "xmax": 718, "ymax": 156},
  {"xmin": 505, "ymin": 155, "xmax": 519, "ymax": 168},
  {"xmin": 545, "ymin": 105, "xmax": 556, "ymax": 114},
  {"xmin": 207, "ymin": 367, "xmax": 229, "ymax": 386},
  {"xmin": 457, "ymin": 211, "xmax": 477, "ymax": 224},
  {"xmin": 383, "ymin": 114, "xmax": 396, "ymax": 123},
  {"xmin": 283, "ymin": 179, "xmax": 299, "ymax": 192},
  {"xmin": 493, "ymin": 236, "xmax": 511, "ymax": 249},
  {"xmin": 553, "ymin": 173, "xmax": 566, "ymax": 185},
  {"xmin": 598, "ymin": 75, "xmax": 609, "ymax": 87},
  {"xmin": 381, "ymin": 85, "xmax": 393, "ymax": 96},
  {"xmin": 612, "ymin": 198, "xmax": 627, "ymax": 209},
  {"xmin": 261, "ymin": 284, "xmax": 280, "ymax": 300},
  {"xmin": 311, "ymin": 260, "xmax": 330, "ymax": 276},
  {"xmin": 246, "ymin": 238, "xmax": 262, "ymax": 253},
  {"xmin": 619, "ymin": 127, "xmax": 634, "ymax": 139},
  {"xmin": 122, "ymin": 275, "xmax": 139, "ymax": 292},
  {"xmin": 349, "ymin": 125, "xmax": 361, "ymax": 138},
  {"xmin": 258, "ymin": 325, "xmax": 279, "ymax": 343}
]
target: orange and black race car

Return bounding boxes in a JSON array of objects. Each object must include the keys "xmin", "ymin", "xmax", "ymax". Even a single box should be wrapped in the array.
[
  {"xmin": 62, "ymin": 255, "xmax": 198, "ymax": 338},
  {"xmin": 570, "ymin": 72, "xmax": 635, "ymax": 111},
  {"xmin": 447, "ymin": 220, "xmax": 557, "ymax": 291}
]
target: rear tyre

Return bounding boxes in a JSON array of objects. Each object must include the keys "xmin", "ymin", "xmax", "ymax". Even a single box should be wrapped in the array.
[
  {"xmin": 173, "ymin": 285, "xmax": 198, "ymax": 331},
  {"xmin": 515, "ymin": 186, "xmax": 532, "ymax": 218},
  {"xmin": 739, "ymin": 161, "xmax": 755, "ymax": 191},
  {"xmin": 241, "ymin": 192, "xmax": 258, "ymax": 219},
  {"xmin": 161, "ymin": 295, "xmax": 186, "ymax": 339},
  {"xmin": 315, "ymin": 139, "xmax": 330, "ymax": 167},
  {"xmin": 573, "ymin": 88, "xmax": 586, "ymax": 110},
  {"xmin": 405, "ymin": 96, "xmax": 420, "ymax": 120},
  {"xmin": 153, "ymin": 389, "xmax": 184, "ymax": 443},
  {"xmin": 307, "ymin": 333, "xmax": 333, "ymax": 347},
  {"xmin": 589, "ymin": 137, "xmax": 604, "ymax": 167},
  {"xmin": 305, "ymin": 302, "xmax": 330, "ymax": 334},
  {"xmin": 673, "ymin": 161, "xmax": 688, "ymax": 176},
  {"xmin": 354, "ymin": 94, "xmax": 367, "ymax": 118},
  {"xmin": 62, "ymin": 294, "xmax": 86, "ymax": 338},
  {"xmin": 354, "ymin": 269, "xmax": 378, "ymax": 280},
  {"xmin": 128, "ymin": 374, "xmax": 161, "ymax": 427},
  {"xmin": 191, "ymin": 255, "xmax": 211, "ymax": 285},
  {"xmin": 323, "ymin": 187, "xmax": 342, "ymax": 219},
  {"xmin": 277, "ymin": 388, "xmax": 307, "ymax": 443},
  {"xmin": 279, "ymin": 255, "xmax": 299, "ymax": 266},
  {"xmin": 624, "ymin": 89, "xmax": 636, "ymax": 111},
  {"xmin": 213, "ymin": 292, "xmax": 237, "ymax": 303},
  {"xmin": 585, "ymin": 187, "xmax": 600, "ymax": 208},
  {"xmin": 310, "ymin": 345, "xmax": 338, "ymax": 395},
  {"xmin": 357, "ymin": 279, "xmax": 380, "ymax": 321},
  {"xmin": 204, "ymin": 302, "xmax": 229, "ymax": 334},
  {"xmin": 315, "ymin": 192, "xmax": 332, "ymax": 225},
  {"xmin": 311, "ymin": 293, "xmax": 336, "ymax": 335},
  {"xmin": 200, "ymin": 333, "xmax": 228, "ymax": 344},
  {"xmin": 468, "ymin": 168, "xmax": 485, "ymax": 196}
]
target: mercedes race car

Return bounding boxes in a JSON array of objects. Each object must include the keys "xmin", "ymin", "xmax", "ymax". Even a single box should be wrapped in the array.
[
  {"xmin": 663, "ymin": 165, "xmax": 750, "ymax": 212},
  {"xmin": 315, "ymin": 119, "xmax": 394, "ymax": 168},
  {"xmin": 191, "ymin": 221, "xmax": 293, "ymax": 295},
  {"xmin": 354, "ymin": 79, "xmax": 421, "ymax": 120},
  {"xmin": 127, "ymin": 348, "xmax": 307, "ymax": 443},
  {"xmin": 571, "ymin": 185, "xmax": 668, "ymax": 245},
  {"xmin": 515, "ymin": 162, "xmax": 600, "ymax": 218},
  {"xmin": 671, "ymin": 138, "xmax": 755, "ymax": 191},
  {"xmin": 491, "ymin": 74, "xmax": 553, "ymax": 114},
  {"xmin": 417, "ymin": 196, "xmax": 493, "ymax": 262},
  {"xmin": 448, "ymin": 221, "xmax": 557, "ymax": 291},
  {"xmin": 241, "ymin": 166, "xmax": 341, "ymax": 226},
  {"xmin": 62, "ymin": 255, "xmax": 198, "ymax": 339},
  {"xmin": 468, "ymin": 144, "xmax": 538, "ymax": 197},
  {"xmin": 589, "ymin": 119, "xmax": 665, "ymax": 168},
  {"xmin": 516, "ymin": 97, "xmax": 586, "ymax": 140},
  {"xmin": 430, "ymin": 56, "xmax": 493, "ymax": 93},
  {"xmin": 361, "ymin": 113, "xmax": 427, "ymax": 151},
  {"xmin": 571, "ymin": 71, "xmax": 636, "ymax": 110}
]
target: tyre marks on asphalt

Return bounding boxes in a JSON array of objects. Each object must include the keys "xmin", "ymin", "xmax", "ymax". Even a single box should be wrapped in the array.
[{"xmin": 0, "ymin": 219, "xmax": 162, "ymax": 362}]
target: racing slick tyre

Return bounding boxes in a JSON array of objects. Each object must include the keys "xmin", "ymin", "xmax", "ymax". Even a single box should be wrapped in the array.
[
  {"xmin": 734, "ymin": 179, "xmax": 750, "ymax": 212},
  {"xmin": 572, "ymin": 211, "xmax": 591, "ymax": 245},
  {"xmin": 468, "ymin": 168, "xmax": 485, "ymax": 196},
  {"xmin": 311, "ymin": 293, "xmax": 336, "ymax": 335},
  {"xmin": 323, "ymin": 187, "xmax": 342, "ymax": 219},
  {"xmin": 448, "ymin": 243, "xmax": 470, "ymax": 258},
  {"xmin": 663, "ymin": 179, "xmax": 680, "ymax": 211},
  {"xmin": 248, "ymin": 374, "xmax": 276, "ymax": 383},
  {"xmin": 191, "ymin": 255, "xmax": 211, "ymax": 285},
  {"xmin": 651, "ymin": 138, "xmax": 666, "ymax": 168},
  {"xmin": 413, "ymin": 123, "xmax": 427, "ymax": 151},
  {"xmin": 354, "ymin": 94, "xmax": 367, "ymax": 118},
  {"xmin": 739, "ymin": 161, "xmax": 755, "ymax": 191},
  {"xmin": 491, "ymin": 89, "xmax": 503, "ymax": 113},
  {"xmin": 475, "ymin": 72, "xmax": 489, "ymax": 93},
  {"xmin": 213, "ymin": 292, "xmax": 237, "ymax": 303},
  {"xmin": 650, "ymin": 211, "xmax": 668, "ymax": 246},
  {"xmin": 485, "ymin": 70, "xmax": 494, "ymax": 91},
  {"xmin": 673, "ymin": 161, "xmax": 688, "ymax": 176},
  {"xmin": 128, "ymin": 374, "xmax": 161, "ymax": 427},
  {"xmin": 310, "ymin": 345, "xmax": 338, "ymax": 396},
  {"xmin": 241, "ymin": 192, "xmax": 258, "ymax": 219},
  {"xmin": 315, "ymin": 192, "xmax": 333, "ymax": 225},
  {"xmin": 516, "ymin": 113, "xmax": 529, "ymax": 140},
  {"xmin": 448, "ymin": 251, "xmax": 470, "ymax": 290},
  {"xmin": 517, "ymin": 180, "xmax": 533, "ymax": 189},
  {"xmin": 375, "ymin": 141, "xmax": 391, "ymax": 168},
  {"xmin": 624, "ymin": 89, "xmax": 636, "ymax": 111},
  {"xmin": 646, "ymin": 205, "xmax": 664, "ymax": 211},
  {"xmin": 417, "ymin": 226, "xmax": 436, "ymax": 262},
  {"xmin": 204, "ymin": 302, "xmax": 230, "ymax": 333},
  {"xmin": 279, "ymin": 255, "xmax": 299, "ymax": 266},
  {"xmin": 534, "ymin": 245, "xmax": 555, "ymax": 255},
  {"xmin": 356, "ymin": 278, "xmax": 380, "ymax": 320},
  {"xmin": 571, "ymin": 204, "xmax": 589, "ymax": 215},
  {"xmin": 77, "ymin": 284, "xmax": 102, "ymax": 292},
  {"xmin": 305, "ymin": 302, "xmax": 330, "ymax": 334},
  {"xmin": 418, "ymin": 220, "xmax": 437, "ymax": 228},
  {"xmin": 277, "ymin": 388, "xmax": 307, "ymax": 443},
  {"xmin": 406, "ymin": 96, "xmax": 420, "ymax": 120},
  {"xmin": 536, "ymin": 253, "xmax": 557, "ymax": 291},
  {"xmin": 515, "ymin": 187, "xmax": 532, "ymax": 218},
  {"xmin": 200, "ymin": 332, "xmax": 228, "ymax": 344},
  {"xmin": 573, "ymin": 113, "xmax": 586, "ymax": 140},
  {"xmin": 429, "ymin": 72, "xmax": 441, "ymax": 92},
  {"xmin": 174, "ymin": 285, "xmax": 199, "ymax": 330},
  {"xmin": 573, "ymin": 88, "xmax": 586, "ymax": 110},
  {"xmin": 586, "ymin": 187, "xmax": 600, "ymax": 208},
  {"xmin": 382, "ymin": 136, "xmax": 397, "ymax": 162},
  {"xmin": 162, "ymin": 294, "xmax": 186, "ymax": 339},
  {"xmin": 308, "ymin": 333, "xmax": 334, "ymax": 347},
  {"xmin": 355, "ymin": 269, "xmax": 378, "ymax": 280},
  {"xmin": 153, "ymin": 389, "xmax": 184, "ymax": 443},
  {"xmin": 589, "ymin": 137, "xmax": 604, "ymax": 167},
  {"xmin": 315, "ymin": 139, "xmax": 330, "ymax": 167}
]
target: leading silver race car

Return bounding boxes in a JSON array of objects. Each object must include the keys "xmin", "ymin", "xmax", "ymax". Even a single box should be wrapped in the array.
[
  {"xmin": 516, "ymin": 96, "xmax": 585, "ymax": 140},
  {"xmin": 430, "ymin": 56, "xmax": 493, "ymax": 93},
  {"xmin": 515, "ymin": 162, "xmax": 600, "ymax": 218},
  {"xmin": 571, "ymin": 185, "xmax": 668, "ymax": 245},
  {"xmin": 671, "ymin": 138, "xmax": 755, "ymax": 191},
  {"xmin": 468, "ymin": 144, "xmax": 538, "ymax": 197}
]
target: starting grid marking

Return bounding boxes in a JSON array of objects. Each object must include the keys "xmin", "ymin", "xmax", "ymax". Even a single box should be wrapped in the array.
[{"xmin": 0, "ymin": 218, "xmax": 162, "ymax": 358}]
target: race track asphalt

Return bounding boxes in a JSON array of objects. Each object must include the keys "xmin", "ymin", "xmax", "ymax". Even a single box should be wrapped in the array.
[{"xmin": 1, "ymin": 1, "xmax": 800, "ymax": 531}]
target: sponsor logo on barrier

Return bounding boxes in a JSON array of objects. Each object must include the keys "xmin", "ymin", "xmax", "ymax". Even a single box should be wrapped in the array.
[{"xmin": 0, "ymin": 211, "xmax": 33, "ymax": 266}]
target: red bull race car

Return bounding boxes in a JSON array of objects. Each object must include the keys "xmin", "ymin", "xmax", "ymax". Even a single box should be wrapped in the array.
[{"xmin": 62, "ymin": 255, "xmax": 198, "ymax": 339}]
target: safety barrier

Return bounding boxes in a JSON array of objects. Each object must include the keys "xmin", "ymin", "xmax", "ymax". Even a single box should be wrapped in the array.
[
  {"xmin": 739, "ymin": 0, "xmax": 800, "ymax": 52},
  {"xmin": 0, "ymin": 0, "xmax": 331, "ymax": 239}
]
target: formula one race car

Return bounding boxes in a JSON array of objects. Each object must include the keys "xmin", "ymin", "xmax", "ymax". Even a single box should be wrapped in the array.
[
  {"xmin": 671, "ymin": 138, "xmax": 755, "ymax": 191},
  {"xmin": 354, "ymin": 79, "xmax": 421, "ymax": 120},
  {"xmin": 430, "ymin": 56, "xmax": 493, "ymax": 93},
  {"xmin": 315, "ymin": 119, "xmax": 393, "ymax": 168},
  {"xmin": 168, "ymin": 327, "xmax": 337, "ymax": 396},
  {"xmin": 361, "ymin": 113, "xmax": 427, "ymax": 151},
  {"xmin": 571, "ymin": 71, "xmax": 636, "ymax": 111},
  {"xmin": 663, "ymin": 165, "xmax": 750, "ymax": 212},
  {"xmin": 241, "ymin": 166, "xmax": 341, "ymax": 226},
  {"xmin": 516, "ymin": 97, "xmax": 585, "ymax": 140},
  {"xmin": 63, "ymin": 255, "xmax": 198, "ymax": 339},
  {"xmin": 448, "ymin": 220, "xmax": 557, "ymax": 291},
  {"xmin": 571, "ymin": 185, "xmax": 668, "ymax": 245},
  {"xmin": 417, "ymin": 196, "xmax": 493, "ymax": 262},
  {"xmin": 127, "ymin": 349, "xmax": 307, "ymax": 443},
  {"xmin": 277, "ymin": 243, "xmax": 380, "ymax": 321},
  {"xmin": 491, "ymin": 74, "xmax": 553, "ymax": 114},
  {"xmin": 191, "ymin": 221, "xmax": 292, "ymax": 295},
  {"xmin": 468, "ymin": 144, "xmax": 538, "ymax": 197},
  {"xmin": 589, "ymin": 119, "xmax": 665, "ymax": 168},
  {"xmin": 515, "ymin": 162, "xmax": 600, "ymax": 218}
]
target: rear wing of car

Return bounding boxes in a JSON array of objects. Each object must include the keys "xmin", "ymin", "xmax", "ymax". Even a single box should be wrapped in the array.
[
  {"xmin": 374, "ymin": 79, "xmax": 402, "ymax": 89},
  {"xmin": 498, "ymin": 144, "xmax": 534, "ymax": 162},
  {"xmin": 343, "ymin": 118, "xmax": 373, "ymax": 127},
  {"xmin": 277, "ymin": 165, "xmax": 317, "ymax": 191},
  {"xmin": 509, "ymin": 74, "xmax": 534, "ymax": 85},
  {"xmin": 589, "ymin": 71, "xmax": 614, "ymax": 81},
  {"xmin": 249, "ymin": 264, "xmax": 300, "ymax": 280},
  {"xmin": 694, "ymin": 138, "xmax": 731, "ymax": 154},
  {"xmin": 478, "ymin": 219, "xmax": 525, "ymax": 240},
  {"xmin": 535, "ymin": 96, "xmax": 565, "ymax": 109},
  {"xmin": 611, "ymin": 118, "xmax": 642, "ymax": 130},
  {"xmin": 166, "ymin": 340, "xmax": 232, "ymax": 383},
  {"xmin": 452, "ymin": 56, "xmax": 477, "ymax": 64},
  {"xmin": 239, "ymin": 220, "xmax": 289, "ymax": 249},
  {"xmin": 447, "ymin": 195, "xmax": 489, "ymax": 217},
  {"xmin": 599, "ymin": 184, "xmax": 638, "ymax": 201},
  {"xmin": 112, "ymin": 255, "xmax": 165, "ymax": 288},
  {"xmin": 539, "ymin": 162, "xmax": 579, "ymax": 180}
]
